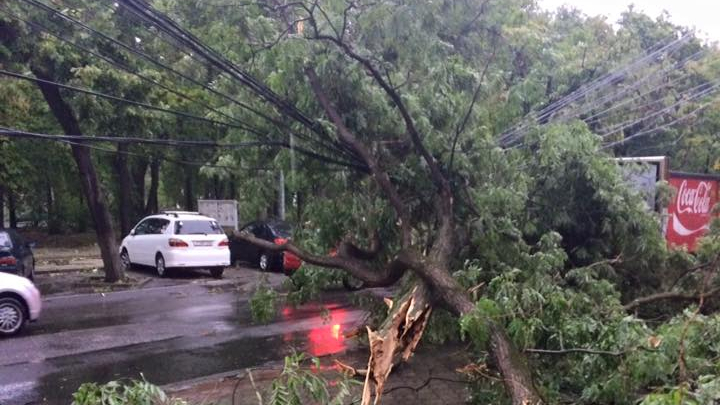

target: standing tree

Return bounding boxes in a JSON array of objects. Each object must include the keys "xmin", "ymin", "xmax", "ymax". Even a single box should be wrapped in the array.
[{"xmin": 1, "ymin": 11, "xmax": 126, "ymax": 281}]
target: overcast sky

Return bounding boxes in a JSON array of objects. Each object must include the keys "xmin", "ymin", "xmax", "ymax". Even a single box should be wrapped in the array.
[{"xmin": 537, "ymin": 0, "xmax": 720, "ymax": 41}]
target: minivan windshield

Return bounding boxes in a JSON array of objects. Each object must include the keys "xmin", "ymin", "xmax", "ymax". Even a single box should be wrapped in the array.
[{"xmin": 175, "ymin": 220, "xmax": 224, "ymax": 235}]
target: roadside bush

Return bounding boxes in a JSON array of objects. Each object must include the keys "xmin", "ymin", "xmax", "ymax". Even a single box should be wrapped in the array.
[
  {"xmin": 262, "ymin": 352, "xmax": 360, "ymax": 405},
  {"xmin": 71, "ymin": 377, "xmax": 187, "ymax": 405},
  {"xmin": 250, "ymin": 274, "xmax": 278, "ymax": 324}
]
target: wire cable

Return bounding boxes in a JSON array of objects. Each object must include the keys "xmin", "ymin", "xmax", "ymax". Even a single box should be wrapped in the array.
[
  {"xmin": 15, "ymin": 0, "xmax": 359, "ymax": 163},
  {"xmin": 0, "ymin": 127, "xmax": 369, "ymax": 171},
  {"xmin": 0, "ymin": 6, "xmax": 252, "ymax": 131},
  {"xmin": 0, "ymin": 68, "xmax": 263, "ymax": 133}
]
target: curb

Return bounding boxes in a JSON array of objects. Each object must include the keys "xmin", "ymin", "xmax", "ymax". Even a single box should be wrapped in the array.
[{"xmin": 36, "ymin": 267, "xmax": 100, "ymax": 275}]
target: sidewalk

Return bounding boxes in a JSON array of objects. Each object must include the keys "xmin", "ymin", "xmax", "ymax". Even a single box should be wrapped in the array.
[
  {"xmin": 34, "ymin": 245, "xmax": 104, "ymax": 273},
  {"xmin": 165, "ymin": 343, "xmax": 473, "ymax": 405}
]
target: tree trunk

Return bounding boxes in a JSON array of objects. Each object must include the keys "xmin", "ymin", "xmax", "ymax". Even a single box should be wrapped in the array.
[
  {"xmin": 228, "ymin": 175, "xmax": 237, "ymax": 200},
  {"xmin": 145, "ymin": 155, "xmax": 160, "ymax": 215},
  {"xmin": 131, "ymin": 156, "xmax": 148, "ymax": 220},
  {"xmin": 46, "ymin": 180, "xmax": 61, "ymax": 234},
  {"xmin": 411, "ymin": 263, "xmax": 543, "ymax": 405},
  {"xmin": 31, "ymin": 66, "xmax": 123, "ymax": 282},
  {"xmin": 213, "ymin": 175, "xmax": 220, "ymax": 199},
  {"xmin": 184, "ymin": 166, "xmax": 195, "ymax": 211},
  {"xmin": 0, "ymin": 186, "xmax": 5, "ymax": 228},
  {"xmin": 8, "ymin": 190, "xmax": 17, "ymax": 229},
  {"xmin": 115, "ymin": 143, "xmax": 132, "ymax": 236}
]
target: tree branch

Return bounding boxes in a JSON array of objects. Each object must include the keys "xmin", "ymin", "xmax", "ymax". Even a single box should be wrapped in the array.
[
  {"xmin": 305, "ymin": 67, "xmax": 412, "ymax": 247},
  {"xmin": 524, "ymin": 348, "xmax": 624, "ymax": 356},
  {"xmin": 623, "ymin": 285, "xmax": 720, "ymax": 311},
  {"xmin": 449, "ymin": 42, "xmax": 497, "ymax": 172},
  {"xmin": 232, "ymin": 232, "xmax": 407, "ymax": 287},
  {"xmin": 305, "ymin": 22, "xmax": 450, "ymax": 195},
  {"xmin": 338, "ymin": 231, "xmax": 382, "ymax": 260},
  {"xmin": 670, "ymin": 256, "xmax": 719, "ymax": 289}
]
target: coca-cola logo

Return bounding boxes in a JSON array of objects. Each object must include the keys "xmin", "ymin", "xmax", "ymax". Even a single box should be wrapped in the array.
[{"xmin": 677, "ymin": 180, "xmax": 713, "ymax": 215}]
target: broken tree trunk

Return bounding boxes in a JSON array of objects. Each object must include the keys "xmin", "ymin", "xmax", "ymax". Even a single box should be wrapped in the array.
[{"xmin": 361, "ymin": 283, "xmax": 433, "ymax": 405}]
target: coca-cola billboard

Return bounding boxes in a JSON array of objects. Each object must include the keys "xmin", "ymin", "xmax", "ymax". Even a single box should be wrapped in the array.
[{"xmin": 666, "ymin": 173, "xmax": 719, "ymax": 251}]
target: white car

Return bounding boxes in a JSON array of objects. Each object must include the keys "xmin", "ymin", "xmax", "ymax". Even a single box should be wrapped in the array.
[
  {"xmin": 119, "ymin": 211, "xmax": 231, "ymax": 278},
  {"xmin": 0, "ymin": 272, "xmax": 41, "ymax": 336}
]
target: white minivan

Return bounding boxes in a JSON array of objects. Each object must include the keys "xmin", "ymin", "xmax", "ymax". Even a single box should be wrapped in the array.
[{"xmin": 119, "ymin": 211, "xmax": 231, "ymax": 278}]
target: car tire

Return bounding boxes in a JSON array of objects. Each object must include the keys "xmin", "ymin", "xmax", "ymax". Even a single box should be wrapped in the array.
[
  {"xmin": 0, "ymin": 297, "xmax": 27, "ymax": 336},
  {"xmin": 210, "ymin": 267, "xmax": 224, "ymax": 279},
  {"xmin": 120, "ymin": 249, "xmax": 133, "ymax": 273},
  {"xmin": 342, "ymin": 275, "xmax": 366, "ymax": 291},
  {"xmin": 259, "ymin": 253, "xmax": 271, "ymax": 272},
  {"xmin": 155, "ymin": 254, "xmax": 168, "ymax": 278}
]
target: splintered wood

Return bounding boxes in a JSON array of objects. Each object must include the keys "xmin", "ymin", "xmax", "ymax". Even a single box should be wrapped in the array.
[{"xmin": 361, "ymin": 285, "xmax": 433, "ymax": 405}]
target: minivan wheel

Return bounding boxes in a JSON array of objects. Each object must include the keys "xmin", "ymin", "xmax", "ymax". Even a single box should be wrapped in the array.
[
  {"xmin": 0, "ymin": 297, "xmax": 26, "ymax": 336},
  {"xmin": 120, "ymin": 249, "xmax": 132, "ymax": 273},
  {"xmin": 210, "ymin": 267, "xmax": 224, "ymax": 279},
  {"xmin": 155, "ymin": 254, "xmax": 167, "ymax": 277}
]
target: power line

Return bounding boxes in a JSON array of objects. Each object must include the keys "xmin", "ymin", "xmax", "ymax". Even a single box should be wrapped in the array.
[
  {"xmin": 0, "ymin": 127, "xmax": 369, "ymax": 171},
  {"xmin": 0, "ymin": 68, "xmax": 263, "ymax": 134},
  {"xmin": 0, "ymin": 6, "xmax": 252, "ymax": 131},
  {"xmin": 597, "ymin": 80, "xmax": 719, "ymax": 139},
  {"xmin": 552, "ymin": 45, "xmax": 703, "ymax": 126},
  {"xmin": 0, "ymin": 127, "xmax": 353, "ymax": 172},
  {"xmin": 600, "ymin": 101, "xmax": 712, "ymax": 150},
  {"xmin": 569, "ymin": 49, "xmax": 707, "ymax": 126},
  {"xmin": 0, "ymin": 127, "xmax": 257, "ymax": 170},
  {"xmin": 15, "ymin": 0, "xmax": 361, "ymax": 164},
  {"xmin": 115, "ymin": 0, "xmax": 356, "ymax": 156},
  {"xmin": 498, "ymin": 35, "xmax": 692, "ymax": 146},
  {"xmin": 0, "ymin": 128, "xmax": 282, "ymax": 147}
]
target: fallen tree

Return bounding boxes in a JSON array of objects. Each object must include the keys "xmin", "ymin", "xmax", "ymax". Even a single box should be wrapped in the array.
[{"xmin": 226, "ymin": 48, "xmax": 542, "ymax": 403}]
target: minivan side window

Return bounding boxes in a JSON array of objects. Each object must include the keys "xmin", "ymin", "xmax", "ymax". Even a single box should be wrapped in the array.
[
  {"xmin": 134, "ymin": 220, "xmax": 151, "ymax": 235},
  {"xmin": 147, "ymin": 219, "xmax": 170, "ymax": 234}
]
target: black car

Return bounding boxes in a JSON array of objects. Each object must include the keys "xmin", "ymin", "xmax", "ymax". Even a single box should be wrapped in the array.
[
  {"xmin": 230, "ymin": 220, "xmax": 302, "ymax": 275},
  {"xmin": 0, "ymin": 229, "xmax": 36, "ymax": 280}
]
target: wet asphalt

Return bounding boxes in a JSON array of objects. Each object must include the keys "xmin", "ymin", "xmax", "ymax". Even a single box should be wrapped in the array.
[{"xmin": 0, "ymin": 268, "xmax": 367, "ymax": 405}]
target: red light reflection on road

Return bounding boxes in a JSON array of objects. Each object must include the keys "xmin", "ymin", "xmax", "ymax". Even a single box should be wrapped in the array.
[{"xmin": 281, "ymin": 305, "xmax": 348, "ymax": 356}]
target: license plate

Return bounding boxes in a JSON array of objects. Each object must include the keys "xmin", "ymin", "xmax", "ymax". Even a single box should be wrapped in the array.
[{"xmin": 193, "ymin": 241, "xmax": 213, "ymax": 247}]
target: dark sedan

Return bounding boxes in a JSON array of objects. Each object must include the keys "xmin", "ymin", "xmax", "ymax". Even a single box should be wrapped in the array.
[
  {"xmin": 0, "ymin": 229, "xmax": 36, "ymax": 280},
  {"xmin": 230, "ymin": 220, "xmax": 302, "ymax": 275}
]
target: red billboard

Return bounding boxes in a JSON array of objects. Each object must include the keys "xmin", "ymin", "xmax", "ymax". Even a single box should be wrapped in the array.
[{"xmin": 666, "ymin": 173, "xmax": 719, "ymax": 251}]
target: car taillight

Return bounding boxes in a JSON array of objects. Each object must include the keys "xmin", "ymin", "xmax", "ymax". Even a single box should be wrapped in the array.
[
  {"xmin": 168, "ymin": 238, "xmax": 189, "ymax": 247},
  {"xmin": 0, "ymin": 256, "xmax": 16, "ymax": 266},
  {"xmin": 274, "ymin": 237, "xmax": 288, "ymax": 245},
  {"xmin": 218, "ymin": 239, "xmax": 229, "ymax": 247}
]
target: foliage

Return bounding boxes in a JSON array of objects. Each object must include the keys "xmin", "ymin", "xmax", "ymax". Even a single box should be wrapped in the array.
[
  {"xmin": 263, "ymin": 352, "xmax": 360, "ymax": 405},
  {"xmin": 249, "ymin": 275, "xmax": 278, "ymax": 324},
  {"xmin": 71, "ymin": 377, "xmax": 187, "ymax": 405},
  {"xmin": 285, "ymin": 264, "xmax": 345, "ymax": 306}
]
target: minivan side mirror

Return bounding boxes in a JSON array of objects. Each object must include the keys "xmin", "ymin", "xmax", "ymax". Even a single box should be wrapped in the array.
[{"xmin": 130, "ymin": 229, "xmax": 136, "ymax": 236}]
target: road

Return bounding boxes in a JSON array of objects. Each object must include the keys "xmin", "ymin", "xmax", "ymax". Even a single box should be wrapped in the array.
[{"xmin": 0, "ymin": 269, "xmax": 366, "ymax": 405}]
